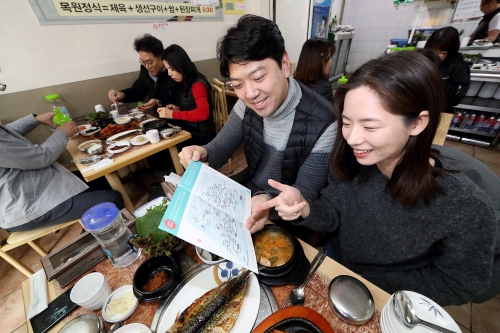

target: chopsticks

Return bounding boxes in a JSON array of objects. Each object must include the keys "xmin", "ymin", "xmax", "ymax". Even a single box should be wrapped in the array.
[{"xmin": 281, "ymin": 248, "xmax": 327, "ymax": 308}]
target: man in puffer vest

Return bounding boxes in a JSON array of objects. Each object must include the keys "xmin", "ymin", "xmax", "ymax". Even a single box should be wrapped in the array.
[{"xmin": 179, "ymin": 14, "xmax": 337, "ymax": 233}]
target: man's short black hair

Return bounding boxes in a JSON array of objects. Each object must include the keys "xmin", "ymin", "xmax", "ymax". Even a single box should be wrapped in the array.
[
  {"xmin": 133, "ymin": 34, "xmax": 164, "ymax": 58},
  {"xmin": 216, "ymin": 14, "xmax": 285, "ymax": 78}
]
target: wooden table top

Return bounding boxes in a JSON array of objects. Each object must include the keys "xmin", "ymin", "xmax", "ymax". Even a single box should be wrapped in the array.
[
  {"xmin": 22, "ymin": 240, "xmax": 389, "ymax": 333},
  {"xmin": 67, "ymin": 127, "xmax": 191, "ymax": 182}
]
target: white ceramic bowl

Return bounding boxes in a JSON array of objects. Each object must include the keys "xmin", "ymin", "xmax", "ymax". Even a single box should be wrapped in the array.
[
  {"xmin": 115, "ymin": 116, "xmax": 132, "ymax": 124},
  {"xmin": 130, "ymin": 135, "xmax": 149, "ymax": 146},
  {"xmin": 114, "ymin": 323, "xmax": 152, "ymax": 333},
  {"xmin": 102, "ymin": 285, "xmax": 138, "ymax": 323},
  {"xmin": 195, "ymin": 246, "xmax": 225, "ymax": 265},
  {"xmin": 70, "ymin": 272, "xmax": 111, "ymax": 310}
]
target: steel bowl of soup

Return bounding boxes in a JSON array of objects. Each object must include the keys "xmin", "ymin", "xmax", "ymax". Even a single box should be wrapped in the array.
[{"xmin": 252, "ymin": 225, "xmax": 298, "ymax": 277}]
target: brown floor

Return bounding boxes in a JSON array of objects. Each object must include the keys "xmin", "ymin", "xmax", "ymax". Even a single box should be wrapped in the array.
[{"xmin": 0, "ymin": 143, "xmax": 499, "ymax": 333}]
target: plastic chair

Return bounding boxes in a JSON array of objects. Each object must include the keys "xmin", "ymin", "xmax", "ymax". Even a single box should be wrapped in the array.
[
  {"xmin": 0, "ymin": 219, "xmax": 80, "ymax": 277},
  {"xmin": 212, "ymin": 79, "xmax": 233, "ymax": 172}
]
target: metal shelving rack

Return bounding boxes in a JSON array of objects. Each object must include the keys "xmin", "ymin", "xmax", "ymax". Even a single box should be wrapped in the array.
[{"xmin": 449, "ymin": 69, "xmax": 500, "ymax": 149}]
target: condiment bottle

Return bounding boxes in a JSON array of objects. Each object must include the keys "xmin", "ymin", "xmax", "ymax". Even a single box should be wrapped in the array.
[
  {"xmin": 45, "ymin": 94, "xmax": 72, "ymax": 119},
  {"xmin": 52, "ymin": 108, "xmax": 71, "ymax": 126}
]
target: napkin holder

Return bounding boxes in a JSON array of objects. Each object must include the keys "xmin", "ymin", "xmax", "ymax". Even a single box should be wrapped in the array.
[{"xmin": 41, "ymin": 209, "xmax": 136, "ymax": 288}]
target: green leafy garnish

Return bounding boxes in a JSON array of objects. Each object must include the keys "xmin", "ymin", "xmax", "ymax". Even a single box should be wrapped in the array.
[
  {"xmin": 130, "ymin": 198, "xmax": 182, "ymax": 257},
  {"xmin": 137, "ymin": 101, "xmax": 144, "ymax": 107}
]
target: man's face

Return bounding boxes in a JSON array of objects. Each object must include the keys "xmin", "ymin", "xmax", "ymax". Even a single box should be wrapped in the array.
[
  {"xmin": 139, "ymin": 51, "xmax": 163, "ymax": 76},
  {"xmin": 228, "ymin": 53, "xmax": 291, "ymax": 118}
]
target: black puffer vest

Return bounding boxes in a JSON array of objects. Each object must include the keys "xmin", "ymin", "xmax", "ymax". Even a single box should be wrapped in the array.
[
  {"xmin": 236, "ymin": 82, "xmax": 336, "ymax": 186},
  {"xmin": 175, "ymin": 76, "xmax": 216, "ymax": 141}
]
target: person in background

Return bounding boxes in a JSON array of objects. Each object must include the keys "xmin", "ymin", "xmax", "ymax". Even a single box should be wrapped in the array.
[
  {"xmin": 470, "ymin": 0, "xmax": 500, "ymax": 43},
  {"xmin": 178, "ymin": 14, "xmax": 337, "ymax": 234},
  {"xmin": 0, "ymin": 112, "xmax": 123, "ymax": 232},
  {"xmin": 294, "ymin": 38, "xmax": 335, "ymax": 102},
  {"xmin": 107, "ymin": 34, "xmax": 176, "ymax": 114},
  {"xmin": 157, "ymin": 44, "xmax": 216, "ymax": 146},
  {"xmin": 424, "ymin": 27, "xmax": 470, "ymax": 112},
  {"xmin": 252, "ymin": 52, "xmax": 497, "ymax": 306}
]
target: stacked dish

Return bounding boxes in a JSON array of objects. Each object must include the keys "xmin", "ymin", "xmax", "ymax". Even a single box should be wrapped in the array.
[{"xmin": 380, "ymin": 291, "xmax": 460, "ymax": 333}]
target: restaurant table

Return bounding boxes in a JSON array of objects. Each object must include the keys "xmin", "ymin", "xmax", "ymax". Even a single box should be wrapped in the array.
[
  {"xmin": 22, "ymin": 240, "xmax": 390, "ymax": 333},
  {"xmin": 66, "ymin": 127, "xmax": 191, "ymax": 213}
]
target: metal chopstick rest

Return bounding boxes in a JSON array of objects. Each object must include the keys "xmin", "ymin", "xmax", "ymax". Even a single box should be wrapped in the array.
[{"xmin": 281, "ymin": 248, "xmax": 327, "ymax": 308}]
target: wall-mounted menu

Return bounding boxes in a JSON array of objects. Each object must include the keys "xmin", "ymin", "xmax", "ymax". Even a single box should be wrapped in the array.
[{"xmin": 453, "ymin": 0, "xmax": 483, "ymax": 21}]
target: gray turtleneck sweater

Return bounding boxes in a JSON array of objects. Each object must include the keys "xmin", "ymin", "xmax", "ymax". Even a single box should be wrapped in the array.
[{"xmin": 204, "ymin": 78, "xmax": 336, "ymax": 207}]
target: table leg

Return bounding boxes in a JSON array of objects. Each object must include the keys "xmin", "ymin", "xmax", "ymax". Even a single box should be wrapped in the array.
[
  {"xmin": 168, "ymin": 145, "xmax": 184, "ymax": 174},
  {"xmin": 104, "ymin": 172, "xmax": 135, "ymax": 213}
]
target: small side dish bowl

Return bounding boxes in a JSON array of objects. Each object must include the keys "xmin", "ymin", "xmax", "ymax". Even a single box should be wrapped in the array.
[
  {"xmin": 133, "ymin": 255, "xmax": 179, "ymax": 303},
  {"xmin": 115, "ymin": 116, "xmax": 132, "ymax": 124},
  {"xmin": 131, "ymin": 112, "xmax": 145, "ymax": 121},
  {"xmin": 80, "ymin": 126, "xmax": 100, "ymax": 137},
  {"xmin": 130, "ymin": 135, "xmax": 149, "ymax": 146},
  {"xmin": 101, "ymin": 285, "xmax": 138, "ymax": 323},
  {"xmin": 84, "ymin": 143, "xmax": 104, "ymax": 155},
  {"xmin": 114, "ymin": 323, "xmax": 152, "ymax": 333},
  {"xmin": 195, "ymin": 246, "xmax": 225, "ymax": 265},
  {"xmin": 78, "ymin": 140, "xmax": 102, "ymax": 152},
  {"xmin": 70, "ymin": 272, "xmax": 111, "ymax": 311},
  {"xmin": 107, "ymin": 141, "xmax": 130, "ymax": 154}
]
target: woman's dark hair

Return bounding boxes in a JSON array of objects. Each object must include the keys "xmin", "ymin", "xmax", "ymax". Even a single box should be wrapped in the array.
[
  {"xmin": 424, "ymin": 27, "xmax": 460, "ymax": 57},
  {"xmin": 331, "ymin": 51, "xmax": 446, "ymax": 206},
  {"xmin": 217, "ymin": 14, "xmax": 285, "ymax": 78},
  {"xmin": 294, "ymin": 38, "xmax": 335, "ymax": 84},
  {"xmin": 162, "ymin": 44, "xmax": 205, "ymax": 90},
  {"xmin": 134, "ymin": 34, "xmax": 164, "ymax": 57},
  {"xmin": 416, "ymin": 48, "xmax": 442, "ymax": 68}
]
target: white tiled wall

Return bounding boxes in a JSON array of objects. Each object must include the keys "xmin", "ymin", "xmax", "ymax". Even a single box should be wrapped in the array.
[{"xmin": 342, "ymin": 0, "xmax": 481, "ymax": 73}]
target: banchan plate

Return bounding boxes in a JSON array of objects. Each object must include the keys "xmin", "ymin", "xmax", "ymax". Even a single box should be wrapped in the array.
[
  {"xmin": 78, "ymin": 140, "xmax": 101, "ymax": 152},
  {"xmin": 102, "ymin": 285, "xmax": 138, "ymax": 323},
  {"xmin": 130, "ymin": 135, "xmax": 150, "ymax": 146},
  {"xmin": 105, "ymin": 129, "xmax": 140, "ymax": 144},
  {"xmin": 155, "ymin": 263, "xmax": 260, "ymax": 333},
  {"xmin": 251, "ymin": 306, "xmax": 335, "ymax": 333},
  {"xmin": 114, "ymin": 323, "xmax": 152, "ymax": 333},
  {"xmin": 94, "ymin": 123, "xmax": 132, "ymax": 139},
  {"xmin": 107, "ymin": 141, "xmax": 130, "ymax": 154}
]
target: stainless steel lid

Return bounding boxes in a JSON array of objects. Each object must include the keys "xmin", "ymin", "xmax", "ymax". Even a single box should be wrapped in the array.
[
  {"xmin": 58, "ymin": 313, "xmax": 104, "ymax": 333},
  {"xmin": 328, "ymin": 275, "xmax": 375, "ymax": 325}
]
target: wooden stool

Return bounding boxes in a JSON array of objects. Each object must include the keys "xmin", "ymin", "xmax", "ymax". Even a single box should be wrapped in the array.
[{"xmin": 0, "ymin": 220, "xmax": 80, "ymax": 277}]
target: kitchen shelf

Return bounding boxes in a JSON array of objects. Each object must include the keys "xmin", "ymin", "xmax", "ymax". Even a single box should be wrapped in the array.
[
  {"xmin": 448, "ymin": 127, "xmax": 497, "ymax": 138},
  {"xmin": 455, "ymin": 104, "xmax": 500, "ymax": 114}
]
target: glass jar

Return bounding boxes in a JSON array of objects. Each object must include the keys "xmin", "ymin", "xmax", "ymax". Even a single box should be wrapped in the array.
[
  {"xmin": 81, "ymin": 203, "xmax": 141, "ymax": 268},
  {"xmin": 45, "ymin": 94, "xmax": 71, "ymax": 119}
]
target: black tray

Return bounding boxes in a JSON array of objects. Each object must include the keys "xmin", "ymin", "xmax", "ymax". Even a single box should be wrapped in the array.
[{"xmin": 257, "ymin": 237, "xmax": 310, "ymax": 286}]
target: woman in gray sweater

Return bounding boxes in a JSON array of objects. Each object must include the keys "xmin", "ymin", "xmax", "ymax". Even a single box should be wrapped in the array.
[{"xmin": 252, "ymin": 52, "xmax": 498, "ymax": 306}]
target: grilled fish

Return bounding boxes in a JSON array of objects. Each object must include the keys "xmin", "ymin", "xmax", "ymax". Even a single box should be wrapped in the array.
[
  {"xmin": 199, "ymin": 279, "xmax": 248, "ymax": 333},
  {"xmin": 166, "ymin": 270, "xmax": 250, "ymax": 333}
]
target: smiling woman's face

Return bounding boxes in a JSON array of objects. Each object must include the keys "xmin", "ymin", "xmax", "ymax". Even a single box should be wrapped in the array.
[{"xmin": 341, "ymin": 86, "xmax": 414, "ymax": 177}]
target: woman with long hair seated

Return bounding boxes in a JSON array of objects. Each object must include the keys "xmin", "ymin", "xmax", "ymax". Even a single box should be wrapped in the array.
[
  {"xmin": 249, "ymin": 52, "xmax": 497, "ymax": 306},
  {"xmin": 157, "ymin": 44, "xmax": 216, "ymax": 146},
  {"xmin": 294, "ymin": 38, "xmax": 335, "ymax": 102}
]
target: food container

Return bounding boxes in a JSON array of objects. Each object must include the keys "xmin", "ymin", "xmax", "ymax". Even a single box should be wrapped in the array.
[
  {"xmin": 141, "ymin": 119, "xmax": 169, "ymax": 133},
  {"xmin": 58, "ymin": 314, "xmax": 104, "ymax": 333},
  {"xmin": 78, "ymin": 140, "xmax": 102, "ymax": 152},
  {"xmin": 115, "ymin": 116, "xmax": 132, "ymax": 124},
  {"xmin": 81, "ymin": 203, "xmax": 141, "ymax": 268},
  {"xmin": 114, "ymin": 323, "xmax": 152, "ymax": 333},
  {"xmin": 107, "ymin": 141, "xmax": 131, "ymax": 154},
  {"xmin": 95, "ymin": 118, "xmax": 114, "ymax": 128},
  {"xmin": 252, "ymin": 224, "xmax": 297, "ymax": 278},
  {"xmin": 328, "ymin": 275, "xmax": 374, "ymax": 325},
  {"xmin": 84, "ymin": 142, "xmax": 104, "ymax": 155},
  {"xmin": 101, "ymin": 285, "xmax": 138, "ymax": 323},
  {"xmin": 133, "ymin": 255, "xmax": 179, "ymax": 303},
  {"xmin": 70, "ymin": 272, "xmax": 112, "ymax": 310},
  {"xmin": 159, "ymin": 128, "xmax": 176, "ymax": 139}
]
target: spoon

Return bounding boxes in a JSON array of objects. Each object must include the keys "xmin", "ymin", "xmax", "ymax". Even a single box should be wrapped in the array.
[
  {"xmin": 392, "ymin": 291, "xmax": 456, "ymax": 333},
  {"xmin": 289, "ymin": 249, "xmax": 327, "ymax": 306},
  {"xmin": 106, "ymin": 321, "xmax": 123, "ymax": 333}
]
